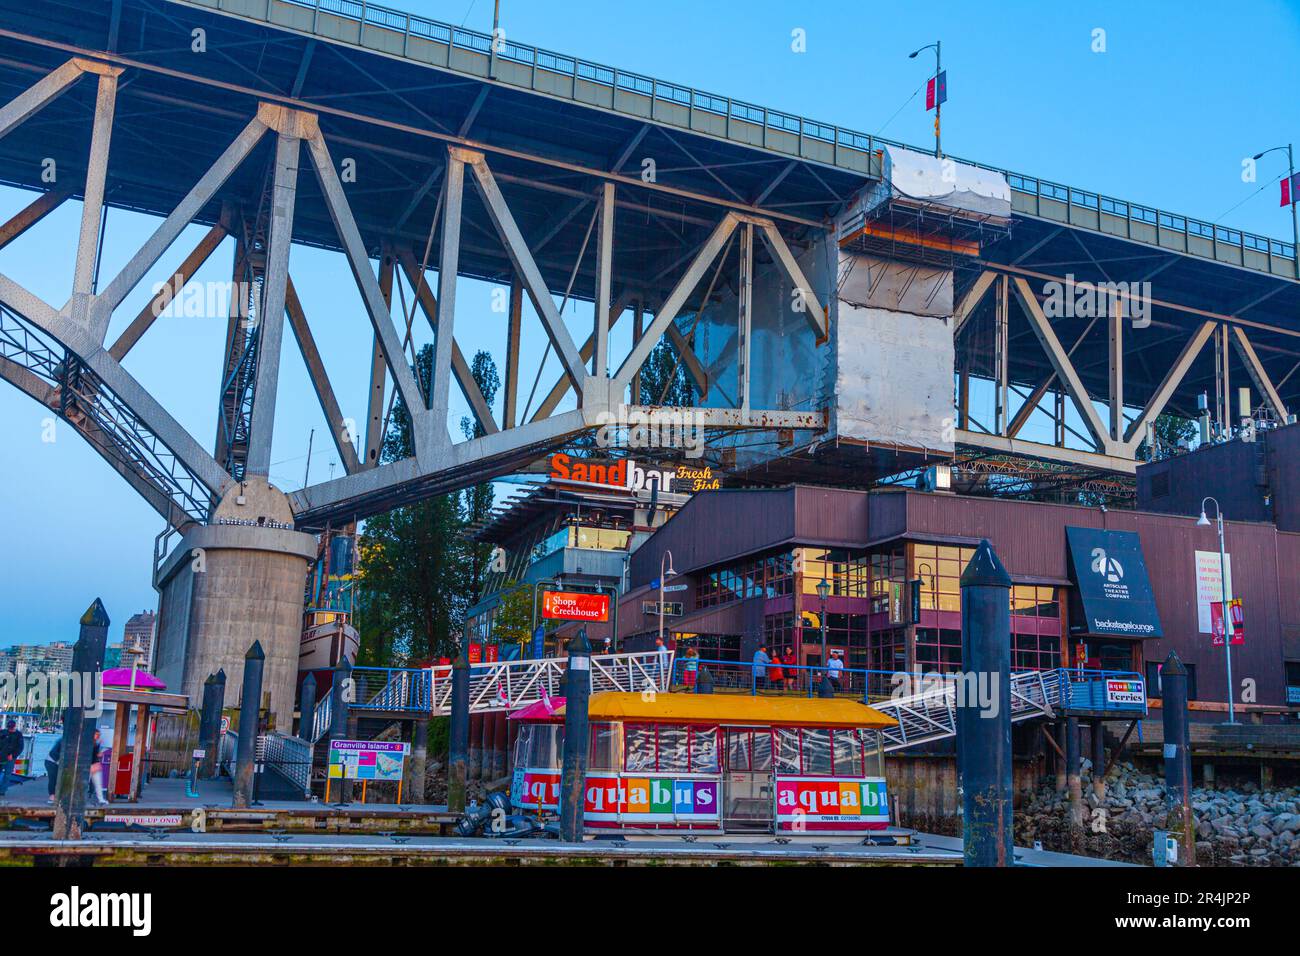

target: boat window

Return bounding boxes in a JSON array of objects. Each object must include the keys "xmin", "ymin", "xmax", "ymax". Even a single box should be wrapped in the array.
[
  {"xmin": 517, "ymin": 724, "xmax": 563, "ymax": 768},
  {"xmin": 690, "ymin": 727, "xmax": 720, "ymax": 773},
  {"xmin": 801, "ymin": 729, "xmax": 834, "ymax": 775},
  {"xmin": 751, "ymin": 730, "xmax": 773, "ymax": 771},
  {"xmin": 658, "ymin": 726, "xmax": 688, "ymax": 773},
  {"xmin": 588, "ymin": 723, "xmax": 620, "ymax": 771},
  {"xmin": 832, "ymin": 729, "xmax": 863, "ymax": 777},
  {"xmin": 624, "ymin": 723, "xmax": 656, "ymax": 772},
  {"xmin": 774, "ymin": 727, "xmax": 801, "ymax": 774},
  {"xmin": 726, "ymin": 730, "xmax": 752, "ymax": 771}
]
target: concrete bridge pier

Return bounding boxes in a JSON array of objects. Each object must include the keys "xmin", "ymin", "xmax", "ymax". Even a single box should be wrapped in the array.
[{"xmin": 153, "ymin": 480, "xmax": 317, "ymax": 734}]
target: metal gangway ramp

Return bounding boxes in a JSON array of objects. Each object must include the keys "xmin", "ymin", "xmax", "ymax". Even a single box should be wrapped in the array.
[
  {"xmin": 312, "ymin": 650, "xmax": 673, "ymax": 741},
  {"xmin": 871, "ymin": 668, "xmax": 1064, "ymax": 753}
]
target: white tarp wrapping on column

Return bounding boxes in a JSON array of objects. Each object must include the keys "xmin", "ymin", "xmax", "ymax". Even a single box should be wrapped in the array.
[
  {"xmin": 833, "ymin": 301, "xmax": 954, "ymax": 451},
  {"xmin": 882, "ymin": 145, "xmax": 1011, "ymax": 218}
]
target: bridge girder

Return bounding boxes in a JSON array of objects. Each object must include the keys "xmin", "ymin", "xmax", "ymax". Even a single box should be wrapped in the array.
[{"xmin": 0, "ymin": 55, "xmax": 830, "ymax": 531}]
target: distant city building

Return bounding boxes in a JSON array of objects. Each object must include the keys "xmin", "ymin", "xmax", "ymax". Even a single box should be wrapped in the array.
[
  {"xmin": 0, "ymin": 641, "xmax": 75, "ymax": 674},
  {"xmin": 122, "ymin": 610, "xmax": 156, "ymax": 667}
]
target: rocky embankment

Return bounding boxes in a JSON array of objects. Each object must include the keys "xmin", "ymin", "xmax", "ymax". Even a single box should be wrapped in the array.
[{"xmin": 1015, "ymin": 760, "xmax": 1300, "ymax": 866}]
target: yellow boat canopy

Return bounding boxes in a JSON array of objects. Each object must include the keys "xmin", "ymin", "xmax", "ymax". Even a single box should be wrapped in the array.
[{"xmin": 543, "ymin": 692, "xmax": 896, "ymax": 730}]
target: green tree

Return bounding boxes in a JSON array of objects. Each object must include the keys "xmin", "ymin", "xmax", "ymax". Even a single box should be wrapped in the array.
[
  {"xmin": 355, "ymin": 348, "xmax": 508, "ymax": 665},
  {"xmin": 490, "ymin": 580, "xmax": 535, "ymax": 651},
  {"xmin": 1137, "ymin": 413, "xmax": 1198, "ymax": 461},
  {"xmin": 356, "ymin": 345, "xmax": 467, "ymax": 663},
  {"xmin": 637, "ymin": 338, "xmax": 695, "ymax": 406}
]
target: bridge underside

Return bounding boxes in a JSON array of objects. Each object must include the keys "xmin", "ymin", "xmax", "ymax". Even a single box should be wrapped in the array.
[{"xmin": 0, "ymin": 0, "xmax": 1297, "ymax": 529}]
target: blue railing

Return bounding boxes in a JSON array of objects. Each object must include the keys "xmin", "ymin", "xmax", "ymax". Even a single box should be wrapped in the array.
[
  {"xmin": 251, "ymin": 0, "xmax": 1300, "ymax": 266},
  {"xmin": 1058, "ymin": 669, "xmax": 1148, "ymax": 714},
  {"xmin": 672, "ymin": 656, "xmax": 951, "ymax": 702}
]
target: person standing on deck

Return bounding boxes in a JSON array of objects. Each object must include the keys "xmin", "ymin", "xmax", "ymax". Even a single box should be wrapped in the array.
[
  {"xmin": 752, "ymin": 646, "xmax": 772, "ymax": 691},
  {"xmin": 826, "ymin": 649, "xmax": 845, "ymax": 692},
  {"xmin": 655, "ymin": 638, "xmax": 672, "ymax": 686},
  {"xmin": 0, "ymin": 720, "xmax": 22, "ymax": 799}
]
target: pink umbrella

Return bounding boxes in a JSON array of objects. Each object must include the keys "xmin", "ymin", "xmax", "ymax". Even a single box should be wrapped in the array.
[
  {"xmin": 101, "ymin": 667, "xmax": 167, "ymax": 691},
  {"xmin": 508, "ymin": 696, "xmax": 565, "ymax": 721}
]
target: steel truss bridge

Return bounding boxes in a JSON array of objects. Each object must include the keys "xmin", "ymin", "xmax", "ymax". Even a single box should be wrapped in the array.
[{"xmin": 1, "ymin": 0, "xmax": 1298, "ymax": 530}]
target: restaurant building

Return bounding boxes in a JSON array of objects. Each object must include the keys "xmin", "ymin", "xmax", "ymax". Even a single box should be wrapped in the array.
[{"xmin": 615, "ymin": 477, "xmax": 1300, "ymax": 719}]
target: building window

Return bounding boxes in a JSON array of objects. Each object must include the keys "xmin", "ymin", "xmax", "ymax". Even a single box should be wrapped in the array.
[
  {"xmin": 915, "ymin": 627, "xmax": 963, "ymax": 673},
  {"xmin": 1012, "ymin": 632, "xmax": 1061, "ymax": 671},
  {"xmin": 800, "ymin": 548, "xmax": 871, "ymax": 597},
  {"xmin": 913, "ymin": 544, "xmax": 974, "ymax": 613}
]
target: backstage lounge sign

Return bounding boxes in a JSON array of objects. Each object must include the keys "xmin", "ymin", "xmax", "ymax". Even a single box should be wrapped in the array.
[{"xmin": 1065, "ymin": 527, "xmax": 1163, "ymax": 639}]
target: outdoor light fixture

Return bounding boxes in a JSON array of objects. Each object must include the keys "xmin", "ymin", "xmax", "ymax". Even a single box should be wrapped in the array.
[
  {"xmin": 907, "ymin": 41, "xmax": 942, "ymax": 157},
  {"xmin": 816, "ymin": 577, "xmax": 830, "ymax": 601},
  {"xmin": 1251, "ymin": 144, "xmax": 1299, "ymax": 282},
  {"xmin": 658, "ymin": 550, "xmax": 677, "ymax": 650},
  {"xmin": 1197, "ymin": 497, "xmax": 1236, "ymax": 723}
]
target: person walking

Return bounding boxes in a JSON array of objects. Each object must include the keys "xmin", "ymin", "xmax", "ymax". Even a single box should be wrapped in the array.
[
  {"xmin": 752, "ymin": 645, "xmax": 772, "ymax": 691},
  {"xmin": 826, "ymin": 649, "xmax": 845, "ymax": 692},
  {"xmin": 88, "ymin": 730, "xmax": 108, "ymax": 806},
  {"xmin": 655, "ymin": 637, "xmax": 672, "ymax": 686},
  {"xmin": 0, "ymin": 719, "xmax": 22, "ymax": 800},
  {"xmin": 44, "ymin": 729, "xmax": 108, "ymax": 805},
  {"xmin": 782, "ymin": 647, "xmax": 799, "ymax": 690},
  {"xmin": 683, "ymin": 648, "xmax": 700, "ymax": 690},
  {"xmin": 768, "ymin": 650, "xmax": 786, "ymax": 692}
]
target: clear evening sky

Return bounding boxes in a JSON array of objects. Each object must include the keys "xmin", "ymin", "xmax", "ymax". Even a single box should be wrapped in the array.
[{"xmin": 1, "ymin": 0, "xmax": 1297, "ymax": 643}]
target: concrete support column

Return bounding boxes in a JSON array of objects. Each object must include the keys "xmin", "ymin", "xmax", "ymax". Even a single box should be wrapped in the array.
[
  {"xmin": 1066, "ymin": 716, "xmax": 1083, "ymax": 828},
  {"xmin": 448, "ymin": 650, "xmax": 469, "ymax": 813},
  {"xmin": 152, "ymin": 481, "xmax": 316, "ymax": 734},
  {"xmin": 1160, "ymin": 651, "xmax": 1196, "ymax": 866},
  {"xmin": 409, "ymin": 718, "xmax": 428, "ymax": 804},
  {"xmin": 1202, "ymin": 762, "xmax": 1216, "ymax": 790},
  {"xmin": 297, "ymin": 672, "xmax": 317, "ymax": 743},
  {"xmin": 491, "ymin": 711, "xmax": 508, "ymax": 780},
  {"xmin": 559, "ymin": 629, "xmax": 592, "ymax": 843},
  {"xmin": 53, "ymin": 599, "xmax": 110, "ymax": 841},
  {"xmin": 232, "ymin": 640, "xmax": 265, "ymax": 808},
  {"xmin": 956, "ymin": 539, "xmax": 1013, "ymax": 867},
  {"xmin": 1054, "ymin": 721, "xmax": 1067, "ymax": 794},
  {"xmin": 468, "ymin": 713, "xmax": 483, "ymax": 782},
  {"xmin": 1092, "ymin": 721, "xmax": 1107, "ymax": 800},
  {"xmin": 197, "ymin": 672, "xmax": 224, "ymax": 779}
]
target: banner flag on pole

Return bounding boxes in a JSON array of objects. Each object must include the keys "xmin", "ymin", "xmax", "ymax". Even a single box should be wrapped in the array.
[{"xmin": 926, "ymin": 71, "xmax": 948, "ymax": 111}]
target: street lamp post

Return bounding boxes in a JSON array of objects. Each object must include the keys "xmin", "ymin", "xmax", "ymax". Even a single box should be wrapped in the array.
[
  {"xmin": 909, "ymin": 41, "xmax": 942, "ymax": 158},
  {"xmin": 1197, "ymin": 497, "xmax": 1236, "ymax": 724},
  {"xmin": 658, "ymin": 550, "xmax": 677, "ymax": 648},
  {"xmin": 816, "ymin": 576, "xmax": 831, "ymax": 695},
  {"xmin": 1253, "ymin": 144, "xmax": 1299, "ymax": 281}
]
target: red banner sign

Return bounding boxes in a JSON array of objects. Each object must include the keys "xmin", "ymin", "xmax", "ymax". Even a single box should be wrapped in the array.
[
  {"xmin": 541, "ymin": 590, "xmax": 610, "ymax": 623},
  {"xmin": 1211, "ymin": 599, "xmax": 1245, "ymax": 646}
]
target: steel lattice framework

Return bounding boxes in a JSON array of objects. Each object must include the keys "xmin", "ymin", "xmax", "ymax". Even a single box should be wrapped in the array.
[{"xmin": 1, "ymin": 0, "xmax": 1298, "ymax": 527}]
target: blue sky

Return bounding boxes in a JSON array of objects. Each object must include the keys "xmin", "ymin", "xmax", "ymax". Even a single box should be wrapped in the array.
[{"xmin": 1, "ymin": 0, "xmax": 1298, "ymax": 645}]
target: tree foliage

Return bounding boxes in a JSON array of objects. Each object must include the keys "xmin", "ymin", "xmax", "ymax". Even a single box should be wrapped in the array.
[
  {"xmin": 637, "ymin": 338, "xmax": 695, "ymax": 407},
  {"xmin": 355, "ymin": 345, "xmax": 501, "ymax": 665}
]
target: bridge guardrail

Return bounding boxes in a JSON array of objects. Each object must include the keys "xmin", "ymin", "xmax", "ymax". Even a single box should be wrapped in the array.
[{"xmin": 245, "ymin": 0, "xmax": 1299, "ymax": 268}]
